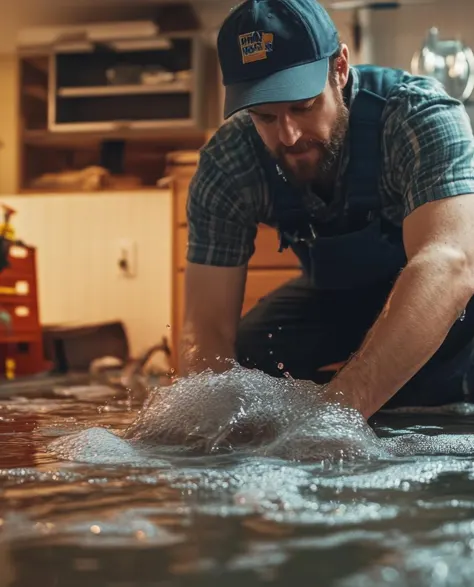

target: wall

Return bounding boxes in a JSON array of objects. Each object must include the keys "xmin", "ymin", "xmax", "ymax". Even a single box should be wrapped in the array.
[
  {"xmin": 0, "ymin": 52, "xmax": 173, "ymax": 358},
  {"xmin": 369, "ymin": 0, "xmax": 473, "ymax": 70},
  {"xmin": 0, "ymin": 56, "xmax": 18, "ymax": 195},
  {"xmin": 0, "ymin": 190, "xmax": 173, "ymax": 357},
  {"xmin": 0, "ymin": 0, "xmax": 370, "ymax": 362}
]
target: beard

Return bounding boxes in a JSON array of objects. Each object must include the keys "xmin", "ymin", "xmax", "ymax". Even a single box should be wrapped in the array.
[{"xmin": 275, "ymin": 87, "xmax": 349, "ymax": 188}]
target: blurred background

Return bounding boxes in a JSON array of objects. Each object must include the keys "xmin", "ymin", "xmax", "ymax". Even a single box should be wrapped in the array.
[{"xmin": 0, "ymin": 0, "xmax": 471, "ymax": 382}]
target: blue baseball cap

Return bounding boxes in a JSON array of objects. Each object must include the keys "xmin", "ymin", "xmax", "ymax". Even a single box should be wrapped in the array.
[{"xmin": 217, "ymin": 0, "xmax": 340, "ymax": 119}]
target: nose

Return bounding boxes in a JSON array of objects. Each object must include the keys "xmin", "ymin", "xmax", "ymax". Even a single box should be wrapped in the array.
[{"xmin": 277, "ymin": 113, "xmax": 302, "ymax": 147}]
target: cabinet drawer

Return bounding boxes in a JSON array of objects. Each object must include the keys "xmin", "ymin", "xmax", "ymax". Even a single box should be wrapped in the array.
[
  {"xmin": 0, "ymin": 275, "xmax": 35, "ymax": 299},
  {"xmin": 175, "ymin": 269, "xmax": 186, "ymax": 338},
  {"xmin": 242, "ymin": 269, "xmax": 301, "ymax": 316},
  {"xmin": 252, "ymin": 226, "xmax": 300, "ymax": 268},
  {"xmin": 0, "ymin": 301, "xmax": 39, "ymax": 333},
  {"xmin": 174, "ymin": 267, "xmax": 301, "ymax": 334},
  {"xmin": 175, "ymin": 225, "xmax": 301, "ymax": 270},
  {"xmin": 5, "ymin": 245, "xmax": 35, "ymax": 276},
  {"xmin": 176, "ymin": 226, "xmax": 188, "ymax": 269},
  {"xmin": 174, "ymin": 176, "xmax": 191, "ymax": 226},
  {"xmin": 171, "ymin": 167, "xmax": 197, "ymax": 227}
]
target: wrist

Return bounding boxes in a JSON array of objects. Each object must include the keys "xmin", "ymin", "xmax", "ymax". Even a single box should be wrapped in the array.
[{"xmin": 320, "ymin": 378, "xmax": 363, "ymax": 414}]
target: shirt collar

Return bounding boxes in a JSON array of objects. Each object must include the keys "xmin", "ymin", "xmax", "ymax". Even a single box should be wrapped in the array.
[{"xmin": 345, "ymin": 66, "xmax": 360, "ymax": 108}]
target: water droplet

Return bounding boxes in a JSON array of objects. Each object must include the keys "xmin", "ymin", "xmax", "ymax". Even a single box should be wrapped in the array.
[
  {"xmin": 277, "ymin": 362, "xmax": 284, "ymax": 370},
  {"xmin": 166, "ymin": 324, "xmax": 171, "ymax": 329},
  {"xmin": 170, "ymin": 368, "xmax": 175, "ymax": 374},
  {"xmin": 269, "ymin": 350, "xmax": 274, "ymax": 355},
  {"xmin": 268, "ymin": 333, "xmax": 273, "ymax": 339},
  {"xmin": 278, "ymin": 326, "xmax": 282, "ymax": 331}
]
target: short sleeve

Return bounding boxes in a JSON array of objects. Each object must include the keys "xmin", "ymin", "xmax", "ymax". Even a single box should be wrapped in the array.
[
  {"xmin": 186, "ymin": 151, "xmax": 258, "ymax": 267},
  {"xmin": 386, "ymin": 88, "xmax": 474, "ymax": 217}
]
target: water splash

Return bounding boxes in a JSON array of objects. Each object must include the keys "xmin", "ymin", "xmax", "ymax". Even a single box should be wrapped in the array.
[{"xmin": 48, "ymin": 364, "xmax": 474, "ymax": 468}]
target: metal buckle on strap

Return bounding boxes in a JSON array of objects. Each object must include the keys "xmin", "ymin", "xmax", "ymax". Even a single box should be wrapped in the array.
[
  {"xmin": 275, "ymin": 163, "xmax": 288, "ymax": 182},
  {"xmin": 281, "ymin": 223, "xmax": 318, "ymax": 247}
]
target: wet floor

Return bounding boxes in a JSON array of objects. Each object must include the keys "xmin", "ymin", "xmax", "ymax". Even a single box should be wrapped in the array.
[{"xmin": 2, "ymin": 370, "xmax": 474, "ymax": 587}]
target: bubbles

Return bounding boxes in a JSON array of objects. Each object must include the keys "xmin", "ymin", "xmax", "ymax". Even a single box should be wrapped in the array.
[
  {"xmin": 47, "ymin": 364, "xmax": 474, "ymax": 469},
  {"xmin": 383, "ymin": 433, "xmax": 474, "ymax": 457},
  {"xmin": 49, "ymin": 427, "xmax": 167, "ymax": 467},
  {"xmin": 48, "ymin": 364, "xmax": 388, "ymax": 464},
  {"xmin": 116, "ymin": 364, "xmax": 390, "ymax": 463},
  {"xmin": 277, "ymin": 363, "xmax": 284, "ymax": 370}
]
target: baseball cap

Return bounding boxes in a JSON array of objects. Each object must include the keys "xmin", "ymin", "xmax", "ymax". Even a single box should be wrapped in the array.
[{"xmin": 217, "ymin": 0, "xmax": 340, "ymax": 119}]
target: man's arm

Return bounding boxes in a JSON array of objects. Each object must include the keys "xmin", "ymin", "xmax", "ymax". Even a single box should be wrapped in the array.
[
  {"xmin": 325, "ymin": 195, "xmax": 474, "ymax": 418},
  {"xmin": 177, "ymin": 142, "xmax": 260, "ymax": 375},
  {"xmin": 179, "ymin": 262, "xmax": 247, "ymax": 375},
  {"xmin": 324, "ymin": 87, "xmax": 474, "ymax": 418}
]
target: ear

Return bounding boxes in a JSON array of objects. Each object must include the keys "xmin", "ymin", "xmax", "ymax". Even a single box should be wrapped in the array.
[{"xmin": 336, "ymin": 44, "xmax": 351, "ymax": 89}]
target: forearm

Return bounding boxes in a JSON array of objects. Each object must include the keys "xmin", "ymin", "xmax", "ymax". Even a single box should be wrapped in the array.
[
  {"xmin": 328, "ymin": 247, "xmax": 474, "ymax": 418},
  {"xmin": 178, "ymin": 320, "xmax": 236, "ymax": 376}
]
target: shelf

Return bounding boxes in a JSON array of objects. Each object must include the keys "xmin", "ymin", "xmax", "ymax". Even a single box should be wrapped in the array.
[
  {"xmin": 18, "ymin": 186, "xmax": 168, "ymax": 195},
  {"xmin": 23, "ymin": 127, "xmax": 208, "ymax": 148},
  {"xmin": 16, "ymin": 33, "xmax": 208, "ymax": 196},
  {"xmin": 57, "ymin": 80, "xmax": 192, "ymax": 98}
]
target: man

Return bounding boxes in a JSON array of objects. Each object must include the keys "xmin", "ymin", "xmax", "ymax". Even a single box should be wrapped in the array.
[{"xmin": 179, "ymin": 0, "xmax": 474, "ymax": 419}]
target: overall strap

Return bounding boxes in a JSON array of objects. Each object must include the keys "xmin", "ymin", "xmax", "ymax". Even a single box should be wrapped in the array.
[
  {"xmin": 258, "ymin": 66, "xmax": 407, "ymax": 244},
  {"xmin": 345, "ymin": 89, "xmax": 387, "ymax": 215},
  {"xmin": 345, "ymin": 67, "xmax": 407, "ymax": 219}
]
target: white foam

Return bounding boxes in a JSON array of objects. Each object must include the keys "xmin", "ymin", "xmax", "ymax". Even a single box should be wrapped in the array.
[{"xmin": 49, "ymin": 365, "xmax": 474, "ymax": 466}]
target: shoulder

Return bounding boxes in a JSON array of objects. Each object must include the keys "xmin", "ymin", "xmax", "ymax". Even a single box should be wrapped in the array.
[
  {"xmin": 380, "ymin": 70, "xmax": 473, "ymax": 137},
  {"xmin": 194, "ymin": 112, "xmax": 264, "ymax": 189},
  {"xmin": 373, "ymin": 70, "xmax": 474, "ymax": 215}
]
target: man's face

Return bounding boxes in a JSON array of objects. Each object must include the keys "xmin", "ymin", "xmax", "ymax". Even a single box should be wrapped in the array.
[{"xmin": 248, "ymin": 74, "xmax": 349, "ymax": 187}]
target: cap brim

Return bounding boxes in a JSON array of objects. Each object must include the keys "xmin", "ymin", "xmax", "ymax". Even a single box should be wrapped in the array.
[{"xmin": 223, "ymin": 58, "xmax": 329, "ymax": 120}]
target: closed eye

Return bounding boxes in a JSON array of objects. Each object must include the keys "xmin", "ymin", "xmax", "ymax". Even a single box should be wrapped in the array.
[
  {"xmin": 249, "ymin": 98, "xmax": 317, "ymax": 123},
  {"xmin": 291, "ymin": 100, "xmax": 317, "ymax": 113},
  {"xmin": 249, "ymin": 111, "xmax": 276, "ymax": 124}
]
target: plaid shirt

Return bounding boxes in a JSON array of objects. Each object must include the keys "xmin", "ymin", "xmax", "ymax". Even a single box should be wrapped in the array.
[{"xmin": 187, "ymin": 67, "xmax": 474, "ymax": 267}]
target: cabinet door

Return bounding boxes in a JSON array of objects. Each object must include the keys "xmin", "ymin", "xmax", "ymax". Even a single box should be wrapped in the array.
[
  {"xmin": 175, "ymin": 225, "xmax": 300, "ymax": 271},
  {"xmin": 175, "ymin": 267, "xmax": 301, "ymax": 336},
  {"xmin": 242, "ymin": 269, "xmax": 301, "ymax": 316},
  {"xmin": 252, "ymin": 226, "xmax": 299, "ymax": 268},
  {"xmin": 173, "ymin": 174, "xmax": 195, "ymax": 226}
]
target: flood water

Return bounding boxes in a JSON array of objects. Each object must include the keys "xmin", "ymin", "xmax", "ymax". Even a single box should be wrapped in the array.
[{"xmin": 2, "ymin": 366, "xmax": 474, "ymax": 587}]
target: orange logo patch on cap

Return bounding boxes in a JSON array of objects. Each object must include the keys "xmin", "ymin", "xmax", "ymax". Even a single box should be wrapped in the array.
[{"xmin": 239, "ymin": 31, "xmax": 274, "ymax": 64}]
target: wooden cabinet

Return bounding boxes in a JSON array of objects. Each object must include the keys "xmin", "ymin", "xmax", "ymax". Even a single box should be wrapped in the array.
[
  {"xmin": 17, "ymin": 36, "xmax": 209, "ymax": 194},
  {"xmin": 0, "ymin": 244, "xmax": 46, "ymax": 377},
  {"xmin": 168, "ymin": 150, "xmax": 301, "ymax": 369}
]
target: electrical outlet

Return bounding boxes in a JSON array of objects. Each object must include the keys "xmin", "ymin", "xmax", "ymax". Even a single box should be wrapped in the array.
[{"xmin": 117, "ymin": 238, "xmax": 137, "ymax": 278}]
